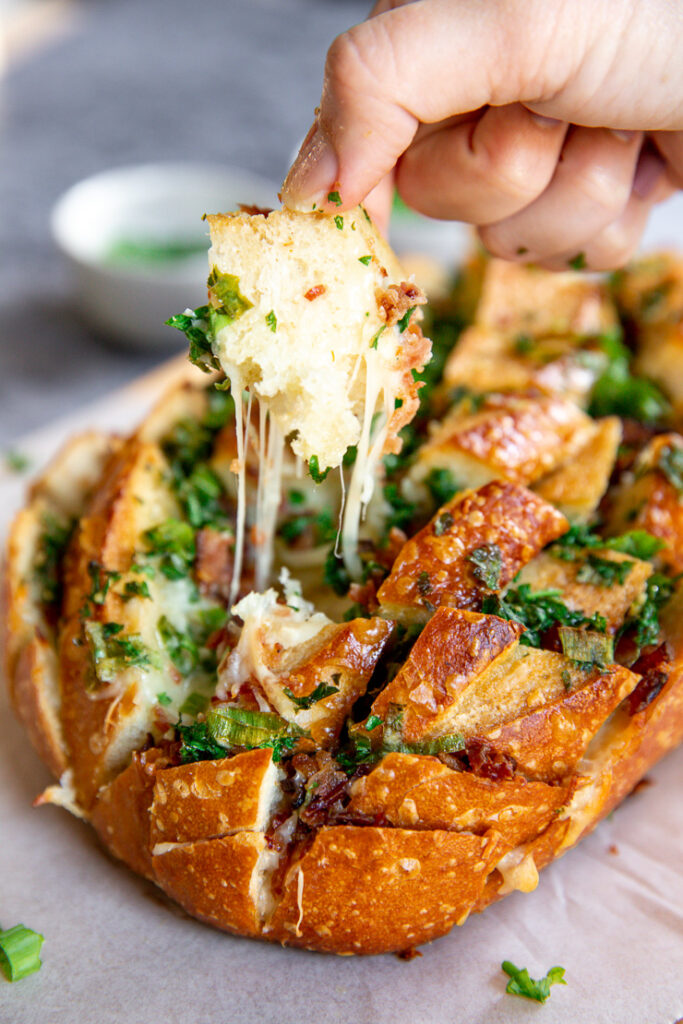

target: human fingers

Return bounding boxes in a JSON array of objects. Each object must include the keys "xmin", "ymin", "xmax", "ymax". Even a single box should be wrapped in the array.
[
  {"xmin": 360, "ymin": 171, "xmax": 395, "ymax": 235},
  {"xmin": 394, "ymin": 103, "xmax": 567, "ymax": 224},
  {"xmin": 282, "ymin": 0, "xmax": 683, "ymax": 212},
  {"xmin": 651, "ymin": 131, "xmax": 683, "ymax": 190},
  {"xmin": 510, "ymin": 148, "xmax": 675, "ymax": 272},
  {"xmin": 478, "ymin": 127, "xmax": 643, "ymax": 262}
]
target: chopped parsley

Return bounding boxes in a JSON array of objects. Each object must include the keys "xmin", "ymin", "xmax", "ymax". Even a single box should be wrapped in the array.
[
  {"xmin": 165, "ymin": 305, "xmax": 221, "ymax": 373},
  {"xmin": 568, "ymin": 252, "xmax": 586, "ymax": 270},
  {"xmin": 433, "ymin": 510, "xmax": 455, "ymax": 537},
  {"xmin": 158, "ymin": 616, "xmax": 199, "ymax": 676},
  {"xmin": 144, "ymin": 519, "xmax": 196, "ymax": 580},
  {"xmin": 502, "ymin": 961, "xmax": 567, "ymax": 1004},
  {"xmin": 327, "ymin": 191, "xmax": 342, "ymax": 206},
  {"xmin": 426, "ymin": 467, "xmax": 460, "ymax": 507},
  {"xmin": 624, "ymin": 571, "xmax": 676, "ymax": 653},
  {"xmin": 334, "ymin": 215, "xmax": 344, "ymax": 230},
  {"xmin": 576, "ymin": 553, "xmax": 634, "ymax": 587},
  {"xmin": 308, "ymin": 455, "xmax": 330, "ymax": 483},
  {"xmin": 177, "ymin": 721, "xmax": 226, "ymax": 764},
  {"xmin": 283, "ymin": 678, "xmax": 340, "ymax": 710},
  {"xmin": 119, "ymin": 579, "xmax": 152, "ymax": 602},
  {"xmin": 467, "ymin": 544, "xmax": 503, "ymax": 590},
  {"xmin": 483, "ymin": 585, "xmax": 606, "ymax": 647},
  {"xmin": 553, "ymin": 524, "xmax": 664, "ymax": 563},
  {"xmin": 513, "ymin": 332, "xmax": 534, "ymax": 355},
  {"xmin": 82, "ymin": 561, "xmax": 121, "ymax": 616},
  {"xmin": 34, "ymin": 514, "xmax": 73, "ymax": 608},
  {"xmin": 397, "ymin": 306, "xmax": 416, "ymax": 332},
  {"xmin": 358, "ymin": 255, "xmax": 372, "ymax": 266},
  {"xmin": 416, "ymin": 570, "xmax": 432, "ymax": 595},
  {"xmin": 588, "ymin": 329, "xmax": 670, "ymax": 424},
  {"xmin": 85, "ymin": 621, "xmax": 157, "ymax": 687},
  {"xmin": 383, "ymin": 483, "xmax": 416, "ymax": 536},
  {"xmin": 176, "ymin": 464, "xmax": 227, "ymax": 529},
  {"xmin": 278, "ymin": 507, "xmax": 336, "ymax": 546},
  {"xmin": 323, "ymin": 549, "xmax": 351, "ymax": 596},
  {"xmin": 265, "ymin": 310, "xmax": 277, "ymax": 332},
  {"xmin": 157, "ymin": 692, "xmax": 173, "ymax": 706},
  {"xmin": 369, "ymin": 325, "xmax": 386, "ymax": 350}
]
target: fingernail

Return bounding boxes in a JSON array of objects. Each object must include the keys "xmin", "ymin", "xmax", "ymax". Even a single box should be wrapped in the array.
[
  {"xmin": 633, "ymin": 149, "xmax": 665, "ymax": 199},
  {"xmin": 609, "ymin": 128, "xmax": 638, "ymax": 143},
  {"xmin": 529, "ymin": 112, "xmax": 563, "ymax": 129},
  {"xmin": 281, "ymin": 123, "xmax": 339, "ymax": 210}
]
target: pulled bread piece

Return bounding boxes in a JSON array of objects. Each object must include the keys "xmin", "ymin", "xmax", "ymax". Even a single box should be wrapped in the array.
[{"xmin": 5, "ymin": 248, "xmax": 683, "ymax": 959}]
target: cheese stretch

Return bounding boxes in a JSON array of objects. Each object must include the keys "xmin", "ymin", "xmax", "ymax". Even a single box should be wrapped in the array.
[{"xmin": 205, "ymin": 206, "xmax": 430, "ymax": 598}]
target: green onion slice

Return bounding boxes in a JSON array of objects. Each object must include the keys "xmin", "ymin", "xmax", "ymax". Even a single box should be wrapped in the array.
[
  {"xmin": 0, "ymin": 924, "xmax": 44, "ymax": 982},
  {"xmin": 207, "ymin": 706, "xmax": 304, "ymax": 749}
]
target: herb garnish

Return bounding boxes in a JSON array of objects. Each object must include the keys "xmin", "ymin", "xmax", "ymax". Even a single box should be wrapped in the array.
[
  {"xmin": 426, "ymin": 467, "xmax": 460, "ymax": 507},
  {"xmin": 568, "ymin": 252, "xmax": 586, "ymax": 270},
  {"xmin": 483, "ymin": 585, "xmax": 606, "ymax": 647},
  {"xmin": 308, "ymin": 455, "xmax": 330, "ymax": 483},
  {"xmin": 144, "ymin": 520, "xmax": 196, "ymax": 580},
  {"xmin": 588, "ymin": 329, "xmax": 670, "ymax": 424},
  {"xmin": 84, "ymin": 621, "xmax": 157, "ymax": 686},
  {"xmin": 120, "ymin": 579, "xmax": 152, "ymax": 602},
  {"xmin": 502, "ymin": 961, "xmax": 567, "ymax": 1004},
  {"xmin": 4, "ymin": 450, "xmax": 30, "ymax": 473},
  {"xmin": 158, "ymin": 615, "xmax": 199, "ymax": 676},
  {"xmin": 207, "ymin": 267, "xmax": 253, "ymax": 320},
  {"xmin": 284, "ymin": 678, "xmax": 340, "ymax": 710},
  {"xmin": 334, "ymin": 215, "xmax": 344, "ymax": 230},
  {"xmin": 397, "ymin": 306, "xmax": 416, "ymax": 332},
  {"xmin": 358, "ymin": 255, "xmax": 372, "ymax": 266},
  {"xmin": 34, "ymin": 514, "xmax": 74, "ymax": 608},
  {"xmin": 369, "ymin": 325, "xmax": 386, "ymax": 350},
  {"xmin": 327, "ymin": 191, "xmax": 342, "ymax": 206},
  {"xmin": 433, "ymin": 510, "xmax": 455, "ymax": 537},
  {"xmin": 576, "ymin": 553, "xmax": 633, "ymax": 587},
  {"xmin": 467, "ymin": 544, "xmax": 503, "ymax": 590},
  {"xmin": 265, "ymin": 310, "xmax": 277, "ymax": 332}
]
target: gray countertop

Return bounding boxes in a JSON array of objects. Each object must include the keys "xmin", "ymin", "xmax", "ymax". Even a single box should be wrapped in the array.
[{"xmin": 0, "ymin": 0, "xmax": 368, "ymax": 444}]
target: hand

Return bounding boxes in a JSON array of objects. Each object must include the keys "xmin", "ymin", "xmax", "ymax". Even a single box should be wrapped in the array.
[{"xmin": 281, "ymin": 0, "xmax": 683, "ymax": 269}]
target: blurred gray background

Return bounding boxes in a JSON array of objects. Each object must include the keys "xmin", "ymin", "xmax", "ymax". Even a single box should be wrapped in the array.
[{"xmin": 0, "ymin": 0, "xmax": 368, "ymax": 443}]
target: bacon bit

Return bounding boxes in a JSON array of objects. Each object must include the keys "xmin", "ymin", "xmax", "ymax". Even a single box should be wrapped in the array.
[
  {"xmin": 195, "ymin": 527, "xmax": 234, "ymax": 600},
  {"xmin": 237, "ymin": 203, "xmax": 273, "ymax": 216},
  {"xmin": 348, "ymin": 579, "xmax": 379, "ymax": 615},
  {"xmin": 304, "ymin": 284, "xmax": 326, "ymax": 301},
  {"xmin": 377, "ymin": 280, "xmax": 426, "ymax": 328},
  {"xmin": 627, "ymin": 643, "xmax": 671, "ymax": 716},
  {"xmin": 608, "ymin": 844, "xmax": 619, "ymax": 855},
  {"xmin": 464, "ymin": 738, "xmax": 518, "ymax": 781},
  {"xmin": 397, "ymin": 947, "xmax": 423, "ymax": 961}
]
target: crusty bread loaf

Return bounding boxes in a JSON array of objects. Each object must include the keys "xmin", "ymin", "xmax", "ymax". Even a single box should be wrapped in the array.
[{"xmin": 5, "ymin": 242, "xmax": 683, "ymax": 956}]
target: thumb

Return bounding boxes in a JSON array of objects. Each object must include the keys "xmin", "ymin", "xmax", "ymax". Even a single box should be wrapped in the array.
[{"xmin": 281, "ymin": 0, "xmax": 683, "ymax": 212}]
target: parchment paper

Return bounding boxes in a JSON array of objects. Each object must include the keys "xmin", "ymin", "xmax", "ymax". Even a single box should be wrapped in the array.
[{"xmin": 1, "ymin": 353, "xmax": 682, "ymax": 1024}]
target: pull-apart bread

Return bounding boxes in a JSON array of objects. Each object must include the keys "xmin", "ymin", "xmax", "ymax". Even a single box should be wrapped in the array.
[{"xmin": 4, "ymin": 209, "xmax": 683, "ymax": 955}]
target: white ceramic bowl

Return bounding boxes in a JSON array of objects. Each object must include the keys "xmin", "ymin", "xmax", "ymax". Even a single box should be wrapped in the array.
[{"xmin": 51, "ymin": 162, "xmax": 280, "ymax": 349}]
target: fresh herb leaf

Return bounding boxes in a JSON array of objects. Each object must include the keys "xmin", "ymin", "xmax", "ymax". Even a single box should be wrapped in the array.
[
  {"xmin": 323, "ymin": 548, "xmax": 351, "ymax": 596},
  {"xmin": 417, "ymin": 570, "xmax": 432, "ymax": 595},
  {"xmin": 602, "ymin": 530, "xmax": 665, "ymax": 559},
  {"xmin": 426, "ymin": 467, "xmax": 460, "ymax": 507},
  {"xmin": 576, "ymin": 553, "xmax": 634, "ymax": 587},
  {"xmin": 165, "ymin": 305, "xmax": 221, "ymax": 374},
  {"xmin": 308, "ymin": 455, "xmax": 330, "ymax": 483},
  {"xmin": 626, "ymin": 572, "xmax": 676, "ymax": 653},
  {"xmin": 177, "ymin": 721, "xmax": 226, "ymax": 764},
  {"xmin": 278, "ymin": 507, "xmax": 336, "ymax": 546},
  {"xmin": 327, "ymin": 191, "xmax": 342, "ymax": 206},
  {"xmin": 553, "ymin": 524, "xmax": 665, "ymax": 562},
  {"xmin": 483, "ymin": 585, "xmax": 606, "ymax": 647},
  {"xmin": 265, "ymin": 310, "xmax": 277, "ymax": 332},
  {"xmin": 34, "ymin": 514, "xmax": 73, "ymax": 608},
  {"xmin": 157, "ymin": 692, "xmax": 173, "ymax": 706},
  {"xmin": 568, "ymin": 252, "xmax": 586, "ymax": 270},
  {"xmin": 588, "ymin": 330, "xmax": 670, "ymax": 424},
  {"xmin": 513, "ymin": 332, "xmax": 534, "ymax": 355},
  {"xmin": 383, "ymin": 483, "xmax": 416, "ymax": 535},
  {"xmin": 334, "ymin": 215, "xmax": 344, "ymax": 230},
  {"xmin": 283, "ymin": 679, "xmax": 340, "ymax": 710},
  {"xmin": 467, "ymin": 544, "xmax": 503, "ymax": 590},
  {"xmin": 178, "ymin": 691, "xmax": 209, "ymax": 717},
  {"xmin": 502, "ymin": 961, "xmax": 567, "ymax": 1004},
  {"xmin": 358, "ymin": 255, "xmax": 372, "ymax": 266},
  {"xmin": 397, "ymin": 306, "xmax": 416, "ymax": 332},
  {"xmin": 144, "ymin": 520, "xmax": 196, "ymax": 580},
  {"xmin": 369, "ymin": 325, "xmax": 386, "ymax": 350},
  {"xmin": 176, "ymin": 464, "xmax": 227, "ymax": 529},
  {"xmin": 84, "ymin": 621, "xmax": 157, "ymax": 686},
  {"xmin": 365, "ymin": 714, "xmax": 382, "ymax": 731},
  {"xmin": 433, "ymin": 510, "xmax": 455, "ymax": 537},
  {"xmin": 158, "ymin": 616, "xmax": 199, "ymax": 676},
  {"xmin": 120, "ymin": 579, "xmax": 152, "ymax": 602},
  {"xmin": 85, "ymin": 561, "xmax": 121, "ymax": 612}
]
